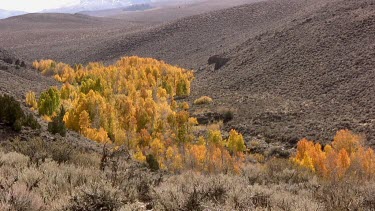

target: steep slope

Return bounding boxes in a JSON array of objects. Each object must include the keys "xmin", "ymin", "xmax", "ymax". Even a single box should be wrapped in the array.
[
  {"xmin": 82, "ymin": 0, "xmax": 316, "ymax": 68},
  {"xmin": 194, "ymin": 0, "xmax": 375, "ymax": 145}
]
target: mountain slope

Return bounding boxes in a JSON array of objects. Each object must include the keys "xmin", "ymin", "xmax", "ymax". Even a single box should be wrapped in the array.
[
  {"xmin": 43, "ymin": 0, "xmax": 152, "ymax": 13},
  {"xmin": 0, "ymin": 13, "xmax": 148, "ymax": 63},
  {"xmin": 194, "ymin": 0, "xmax": 375, "ymax": 145}
]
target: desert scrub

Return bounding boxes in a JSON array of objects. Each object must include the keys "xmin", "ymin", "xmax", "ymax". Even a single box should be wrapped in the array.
[
  {"xmin": 63, "ymin": 181, "xmax": 123, "ymax": 211},
  {"xmin": 194, "ymin": 96, "xmax": 213, "ymax": 105},
  {"xmin": 9, "ymin": 138, "xmax": 75, "ymax": 165},
  {"xmin": 1, "ymin": 143, "xmax": 375, "ymax": 210}
]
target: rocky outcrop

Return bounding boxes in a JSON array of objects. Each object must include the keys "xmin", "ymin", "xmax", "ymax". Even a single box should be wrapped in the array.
[{"xmin": 208, "ymin": 55, "xmax": 230, "ymax": 70}]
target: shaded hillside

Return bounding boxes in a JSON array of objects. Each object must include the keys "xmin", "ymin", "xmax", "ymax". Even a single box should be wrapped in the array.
[{"xmin": 194, "ymin": 0, "xmax": 375, "ymax": 146}]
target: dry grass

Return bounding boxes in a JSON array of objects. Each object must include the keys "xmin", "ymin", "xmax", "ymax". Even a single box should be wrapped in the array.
[
  {"xmin": 194, "ymin": 96, "xmax": 213, "ymax": 105},
  {"xmin": 1, "ymin": 139, "xmax": 374, "ymax": 210}
]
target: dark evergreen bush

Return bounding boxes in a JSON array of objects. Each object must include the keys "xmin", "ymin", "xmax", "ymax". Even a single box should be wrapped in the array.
[
  {"xmin": 222, "ymin": 110, "xmax": 234, "ymax": 123},
  {"xmin": 146, "ymin": 154, "xmax": 160, "ymax": 171},
  {"xmin": 0, "ymin": 94, "xmax": 39, "ymax": 132},
  {"xmin": 48, "ymin": 107, "xmax": 67, "ymax": 137}
]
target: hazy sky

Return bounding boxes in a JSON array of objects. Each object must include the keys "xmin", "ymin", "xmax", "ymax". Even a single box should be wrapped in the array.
[{"xmin": 0, "ymin": 0, "xmax": 79, "ymax": 12}]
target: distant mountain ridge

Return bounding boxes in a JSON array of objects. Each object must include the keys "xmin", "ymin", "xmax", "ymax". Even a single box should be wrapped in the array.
[
  {"xmin": 44, "ymin": 0, "xmax": 152, "ymax": 13},
  {"xmin": 0, "ymin": 9, "xmax": 27, "ymax": 19}
]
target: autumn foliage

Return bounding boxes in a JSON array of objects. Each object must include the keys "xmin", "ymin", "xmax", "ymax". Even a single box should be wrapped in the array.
[
  {"xmin": 292, "ymin": 129, "xmax": 375, "ymax": 180},
  {"xmin": 32, "ymin": 57, "xmax": 246, "ymax": 173},
  {"xmin": 194, "ymin": 96, "xmax": 213, "ymax": 105},
  {"xmin": 25, "ymin": 91, "xmax": 38, "ymax": 110}
]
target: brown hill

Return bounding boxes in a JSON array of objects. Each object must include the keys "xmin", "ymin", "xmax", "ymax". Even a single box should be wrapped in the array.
[
  {"xmin": 0, "ymin": 13, "xmax": 148, "ymax": 63},
  {"xmin": 195, "ymin": 0, "xmax": 375, "ymax": 146},
  {"xmin": 0, "ymin": 0, "xmax": 263, "ymax": 64}
]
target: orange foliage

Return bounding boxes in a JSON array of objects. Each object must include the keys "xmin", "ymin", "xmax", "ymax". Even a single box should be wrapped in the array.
[{"xmin": 292, "ymin": 129, "xmax": 375, "ymax": 180}]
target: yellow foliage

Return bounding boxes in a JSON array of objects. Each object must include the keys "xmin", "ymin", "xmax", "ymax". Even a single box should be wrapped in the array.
[
  {"xmin": 194, "ymin": 96, "xmax": 213, "ymax": 105},
  {"xmin": 208, "ymin": 130, "xmax": 223, "ymax": 146},
  {"xmin": 84, "ymin": 127, "xmax": 110, "ymax": 143},
  {"xmin": 150, "ymin": 138, "xmax": 165, "ymax": 156},
  {"xmin": 336, "ymin": 149, "xmax": 351, "ymax": 177},
  {"xmin": 188, "ymin": 117, "xmax": 198, "ymax": 125},
  {"xmin": 25, "ymin": 91, "xmax": 38, "ymax": 110},
  {"xmin": 134, "ymin": 148, "xmax": 146, "ymax": 162},
  {"xmin": 227, "ymin": 129, "xmax": 246, "ymax": 153},
  {"xmin": 33, "ymin": 56, "xmax": 245, "ymax": 174},
  {"xmin": 78, "ymin": 110, "xmax": 91, "ymax": 132}
]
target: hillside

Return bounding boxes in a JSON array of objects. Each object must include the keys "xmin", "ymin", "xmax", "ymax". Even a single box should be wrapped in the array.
[
  {"xmin": 0, "ymin": 0, "xmax": 312, "ymax": 66},
  {"xmin": 0, "ymin": 48, "xmax": 57, "ymax": 99},
  {"xmin": 195, "ymin": 0, "xmax": 375, "ymax": 145},
  {"xmin": 0, "ymin": 0, "xmax": 264, "ymax": 65},
  {"xmin": 0, "ymin": 13, "xmax": 149, "ymax": 64}
]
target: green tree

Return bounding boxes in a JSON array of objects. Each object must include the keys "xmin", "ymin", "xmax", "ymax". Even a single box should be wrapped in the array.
[{"xmin": 38, "ymin": 87, "xmax": 60, "ymax": 116}]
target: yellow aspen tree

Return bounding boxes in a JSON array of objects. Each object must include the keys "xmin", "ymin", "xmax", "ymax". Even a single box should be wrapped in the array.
[
  {"xmin": 79, "ymin": 110, "xmax": 91, "ymax": 133},
  {"xmin": 134, "ymin": 147, "xmax": 146, "ymax": 162},
  {"xmin": 227, "ymin": 129, "xmax": 246, "ymax": 154},
  {"xmin": 208, "ymin": 130, "xmax": 224, "ymax": 146},
  {"xmin": 25, "ymin": 91, "xmax": 38, "ymax": 110}
]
